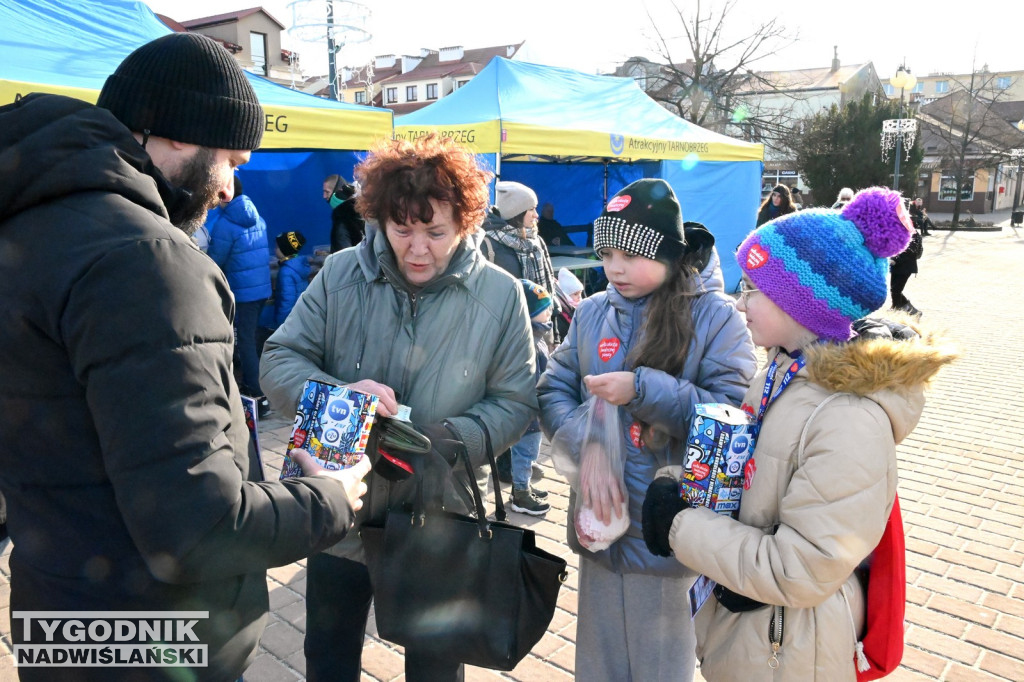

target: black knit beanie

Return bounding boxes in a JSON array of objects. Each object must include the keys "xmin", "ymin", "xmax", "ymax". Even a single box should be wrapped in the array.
[
  {"xmin": 98, "ymin": 33, "xmax": 264, "ymax": 150},
  {"xmin": 593, "ymin": 179, "xmax": 686, "ymax": 262},
  {"xmin": 276, "ymin": 231, "xmax": 306, "ymax": 258}
]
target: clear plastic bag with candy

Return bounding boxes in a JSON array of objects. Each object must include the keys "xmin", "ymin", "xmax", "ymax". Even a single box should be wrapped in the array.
[{"xmin": 550, "ymin": 396, "xmax": 629, "ymax": 551}]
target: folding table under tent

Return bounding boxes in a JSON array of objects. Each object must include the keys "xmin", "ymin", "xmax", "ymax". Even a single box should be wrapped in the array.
[
  {"xmin": 0, "ymin": 0, "xmax": 394, "ymax": 249},
  {"xmin": 396, "ymin": 57, "xmax": 764, "ymax": 289}
]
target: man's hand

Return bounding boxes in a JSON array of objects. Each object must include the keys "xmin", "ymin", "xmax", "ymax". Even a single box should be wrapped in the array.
[
  {"xmin": 584, "ymin": 372, "xmax": 636, "ymax": 406},
  {"xmin": 346, "ymin": 379, "xmax": 399, "ymax": 417},
  {"xmin": 579, "ymin": 442, "xmax": 624, "ymax": 526},
  {"xmin": 290, "ymin": 449, "xmax": 371, "ymax": 513}
]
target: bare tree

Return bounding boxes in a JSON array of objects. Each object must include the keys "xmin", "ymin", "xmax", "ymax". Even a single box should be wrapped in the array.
[
  {"xmin": 640, "ymin": 0, "xmax": 798, "ymax": 152},
  {"xmin": 918, "ymin": 64, "xmax": 1021, "ymax": 225}
]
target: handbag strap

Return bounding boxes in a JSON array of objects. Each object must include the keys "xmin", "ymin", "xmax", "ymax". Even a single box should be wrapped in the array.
[{"xmin": 468, "ymin": 414, "xmax": 507, "ymax": 523}]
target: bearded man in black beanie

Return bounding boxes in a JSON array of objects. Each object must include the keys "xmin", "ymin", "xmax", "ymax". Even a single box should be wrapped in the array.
[{"xmin": 0, "ymin": 32, "xmax": 370, "ymax": 681}]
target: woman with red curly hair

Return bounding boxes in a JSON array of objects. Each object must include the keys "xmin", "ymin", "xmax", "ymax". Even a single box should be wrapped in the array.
[{"xmin": 260, "ymin": 134, "xmax": 538, "ymax": 681}]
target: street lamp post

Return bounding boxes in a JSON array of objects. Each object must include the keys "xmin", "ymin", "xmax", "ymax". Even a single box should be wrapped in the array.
[
  {"xmin": 1014, "ymin": 121, "xmax": 1024, "ymax": 218},
  {"xmin": 884, "ymin": 65, "xmax": 918, "ymax": 193}
]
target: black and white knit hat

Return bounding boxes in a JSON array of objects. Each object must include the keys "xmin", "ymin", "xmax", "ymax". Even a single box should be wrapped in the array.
[
  {"xmin": 593, "ymin": 179, "xmax": 685, "ymax": 262},
  {"xmin": 98, "ymin": 33, "xmax": 264, "ymax": 150}
]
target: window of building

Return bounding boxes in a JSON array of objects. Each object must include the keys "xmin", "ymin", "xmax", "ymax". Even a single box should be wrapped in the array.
[
  {"xmin": 354, "ymin": 90, "xmax": 366, "ymax": 104},
  {"xmin": 406, "ymin": 85, "xmax": 418, "ymax": 101},
  {"xmin": 386, "ymin": 87, "xmax": 397, "ymax": 104},
  {"xmin": 911, "ymin": 82, "xmax": 923, "ymax": 93},
  {"xmin": 250, "ymin": 32, "xmax": 267, "ymax": 75},
  {"xmin": 761, "ymin": 170, "xmax": 799, "ymax": 195},
  {"xmin": 426, "ymin": 83, "xmax": 438, "ymax": 100},
  {"xmin": 997, "ymin": 76, "xmax": 1012, "ymax": 89},
  {"xmin": 883, "ymin": 84, "xmax": 894, "ymax": 96},
  {"xmin": 935, "ymin": 80, "xmax": 949, "ymax": 94},
  {"xmin": 458, "ymin": 79, "xmax": 470, "ymax": 89},
  {"xmin": 939, "ymin": 175, "xmax": 974, "ymax": 201}
]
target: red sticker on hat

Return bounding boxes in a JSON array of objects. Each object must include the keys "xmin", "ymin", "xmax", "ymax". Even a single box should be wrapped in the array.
[
  {"xmin": 598, "ymin": 338, "xmax": 620, "ymax": 362},
  {"xmin": 691, "ymin": 461, "xmax": 711, "ymax": 481},
  {"xmin": 630, "ymin": 421, "xmax": 644, "ymax": 448},
  {"xmin": 744, "ymin": 458, "xmax": 756, "ymax": 489},
  {"xmin": 606, "ymin": 195, "xmax": 632, "ymax": 212},
  {"xmin": 746, "ymin": 244, "xmax": 768, "ymax": 269}
]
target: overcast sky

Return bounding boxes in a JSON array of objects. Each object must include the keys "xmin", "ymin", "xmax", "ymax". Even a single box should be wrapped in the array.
[{"xmin": 144, "ymin": 0, "xmax": 1024, "ymax": 81}]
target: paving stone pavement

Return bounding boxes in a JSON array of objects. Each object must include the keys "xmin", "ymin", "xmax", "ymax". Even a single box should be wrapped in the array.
[{"xmin": 1, "ymin": 224, "xmax": 1022, "ymax": 680}]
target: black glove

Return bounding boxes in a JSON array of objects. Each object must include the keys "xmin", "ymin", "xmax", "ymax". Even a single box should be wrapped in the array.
[
  {"xmin": 415, "ymin": 422, "xmax": 466, "ymax": 468},
  {"xmin": 642, "ymin": 476, "xmax": 690, "ymax": 557}
]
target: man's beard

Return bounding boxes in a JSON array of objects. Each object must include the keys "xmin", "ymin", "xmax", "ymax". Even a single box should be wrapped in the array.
[{"xmin": 167, "ymin": 147, "xmax": 221, "ymax": 236}]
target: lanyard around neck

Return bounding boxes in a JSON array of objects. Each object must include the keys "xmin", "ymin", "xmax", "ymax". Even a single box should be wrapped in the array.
[{"xmin": 756, "ymin": 352, "xmax": 806, "ymax": 423}]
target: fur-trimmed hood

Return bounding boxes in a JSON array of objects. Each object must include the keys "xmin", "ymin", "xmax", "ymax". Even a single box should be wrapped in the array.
[{"xmin": 803, "ymin": 315, "xmax": 958, "ymax": 442}]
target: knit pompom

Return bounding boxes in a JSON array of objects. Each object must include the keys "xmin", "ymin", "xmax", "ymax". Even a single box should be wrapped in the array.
[{"xmin": 840, "ymin": 187, "xmax": 912, "ymax": 258}]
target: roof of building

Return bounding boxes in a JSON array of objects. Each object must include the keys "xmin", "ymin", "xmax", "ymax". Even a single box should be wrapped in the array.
[
  {"xmin": 736, "ymin": 64, "xmax": 872, "ymax": 94},
  {"xmin": 919, "ymin": 91, "xmax": 1024, "ymax": 151},
  {"xmin": 154, "ymin": 13, "xmax": 188, "ymax": 32},
  {"xmin": 180, "ymin": 6, "xmax": 286, "ymax": 31}
]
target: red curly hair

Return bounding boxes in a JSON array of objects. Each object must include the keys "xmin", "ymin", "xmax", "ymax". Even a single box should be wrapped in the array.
[{"xmin": 354, "ymin": 134, "xmax": 492, "ymax": 236}]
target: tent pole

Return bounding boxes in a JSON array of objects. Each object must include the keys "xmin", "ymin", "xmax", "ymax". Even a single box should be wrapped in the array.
[{"xmin": 603, "ymin": 158, "xmax": 609, "ymax": 204}]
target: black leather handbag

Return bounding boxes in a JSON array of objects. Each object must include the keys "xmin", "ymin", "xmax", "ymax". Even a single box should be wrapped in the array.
[{"xmin": 360, "ymin": 419, "xmax": 568, "ymax": 671}]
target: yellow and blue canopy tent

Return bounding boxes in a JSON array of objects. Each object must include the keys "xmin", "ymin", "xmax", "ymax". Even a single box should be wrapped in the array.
[
  {"xmin": 397, "ymin": 58, "xmax": 764, "ymax": 287},
  {"xmin": 0, "ymin": 0, "xmax": 394, "ymax": 247}
]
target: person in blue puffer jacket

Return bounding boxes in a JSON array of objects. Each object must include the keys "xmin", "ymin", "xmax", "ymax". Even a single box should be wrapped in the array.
[
  {"xmin": 273, "ymin": 230, "xmax": 310, "ymax": 328},
  {"xmin": 207, "ymin": 175, "xmax": 272, "ymax": 407},
  {"xmin": 538, "ymin": 179, "xmax": 757, "ymax": 682}
]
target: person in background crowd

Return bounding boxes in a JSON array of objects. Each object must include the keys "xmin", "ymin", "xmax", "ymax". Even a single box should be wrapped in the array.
[
  {"xmin": 756, "ymin": 184, "xmax": 796, "ymax": 227},
  {"xmin": 909, "ymin": 197, "xmax": 933, "ymax": 236},
  {"xmin": 0, "ymin": 32, "xmax": 370, "ymax": 682},
  {"xmin": 508, "ymin": 279, "xmax": 555, "ymax": 516},
  {"xmin": 260, "ymin": 133, "xmax": 537, "ymax": 682},
  {"xmin": 538, "ymin": 202, "xmax": 573, "ymax": 246},
  {"xmin": 554, "ymin": 267, "xmax": 586, "ymax": 340},
  {"xmin": 484, "ymin": 181, "xmax": 561, "ymax": 484},
  {"xmin": 481, "ymin": 181, "xmax": 560, "ymax": 335},
  {"xmin": 207, "ymin": 173, "xmax": 273, "ymax": 415},
  {"xmin": 790, "ymin": 186, "xmax": 804, "ymax": 210},
  {"xmin": 539, "ymin": 179, "xmax": 756, "ymax": 682},
  {"xmin": 273, "ymin": 230, "xmax": 310, "ymax": 328},
  {"xmin": 325, "ymin": 173, "xmax": 365, "ymax": 252},
  {"xmin": 890, "ymin": 199, "xmax": 925, "ymax": 317},
  {"xmin": 642, "ymin": 187, "xmax": 956, "ymax": 681},
  {"xmin": 832, "ymin": 186, "xmax": 855, "ymax": 209}
]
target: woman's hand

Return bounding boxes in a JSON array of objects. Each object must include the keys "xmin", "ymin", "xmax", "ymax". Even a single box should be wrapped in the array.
[
  {"xmin": 346, "ymin": 379, "xmax": 399, "ymax": 417},
  {"xmin": 579, "ymin": 442, "xmax": 624, "ymax": 526},
  {"xmin": 584, "ymin": 372, "xmax": 636, "ymax": 406},
  {"xmin": 290, "ymin": 449, "xmax": 371, "ymax": 513}
]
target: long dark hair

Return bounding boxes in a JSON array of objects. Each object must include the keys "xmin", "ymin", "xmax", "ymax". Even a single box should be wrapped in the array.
[
  {"xmin": 758, "ymin": 184, "xmax": 795, "ymax": 215},
  {"xmin": 627, "ymin": 251, "xmax": 701, "ymax": 379},
  {"xmin": 626, "ymin": 249, "xmax": 703, "ymax": 447}
]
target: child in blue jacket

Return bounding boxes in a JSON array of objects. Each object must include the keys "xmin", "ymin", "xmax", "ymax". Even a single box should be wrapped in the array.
[
  {"xmin": 273, "ymin": 231, "xmax": 310, "ymax": 328},
  {"xmin": 537, "ymin": 179, "xmax": 756, "ymax": 682}
]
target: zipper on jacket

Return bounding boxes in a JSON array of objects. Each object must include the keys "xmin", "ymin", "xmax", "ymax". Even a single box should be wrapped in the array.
[{"xmin": 768, "ymin": 605, "xmax": 784, "ymax": 669}]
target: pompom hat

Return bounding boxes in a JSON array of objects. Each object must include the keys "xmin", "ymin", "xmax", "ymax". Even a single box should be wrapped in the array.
[
  {"xmin": 737, "ymin": 187, "xmax": 913, "ymax": 342},
  {"xmin": 520, "ymin": 279, "xmax": 553, "ymax": 317},
  {"xmin": 593, "ymin": 178, "xmax": 685, "ymax": 262}
]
